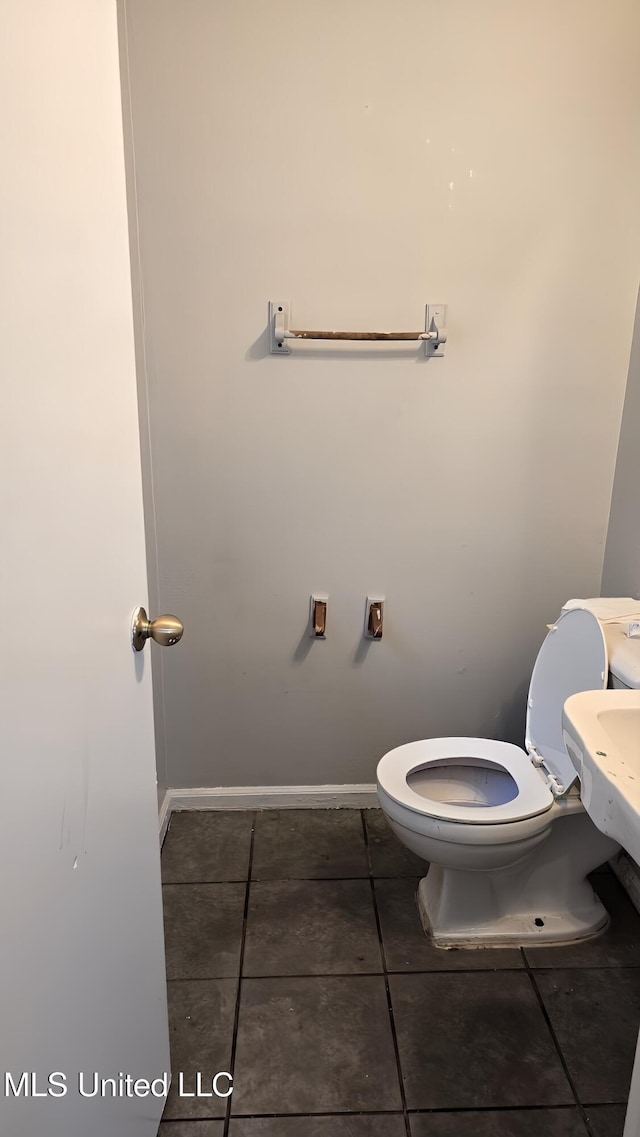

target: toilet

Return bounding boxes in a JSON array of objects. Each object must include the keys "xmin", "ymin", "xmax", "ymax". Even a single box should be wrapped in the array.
[{"xmin": 376, "ymin": 604, "xmax": 640, "ymax": 948}]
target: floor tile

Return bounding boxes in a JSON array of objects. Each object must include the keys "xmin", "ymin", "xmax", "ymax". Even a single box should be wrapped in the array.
[
  {"xmin": 243, "ymin": 879, "xmax": 382, "ymax": 975},
  {"xmin": 230, "ymin": 1117, "xmax": 406, "ymax": 1136},
  {"xmin": 376, "ymin": 878, "xmax": 524, "ymax": 971},
  {"xmin": 409, "ymin": 1108, "xmax": 588, "ymax": 1135},
  {"xmin": 365, "ymin": 809, "xmax": 429, "ymax": 877},
  {"xmin": 389, "ymin": 971, "xmax": 573, "ymax": 1109},
  {"xmin": 163, "ymin": 883, "xmax": 245, "ymax": 979},
  {"xmin": 251, "ymin": 810, "xmax": 369, "ymax": 879},
  {"xmin": 162, "ymin": 811, "xmax": 253, "ymax": 882},
  {"xmin": 524, "ymin": 875, "xmax": 640, "ymax": 969},
  {"xmin": 534, "ymin": 968, "xmax": 640, "ymax": 1103},
  {"xmin": 163, "ymin": 980, "xmax": 236, "ymax": 1120},
  {"xmin": 160, "ymin": 1124, "xmax": 225, "ymax": 1135},
  {"xmin": 231, "ymin": 975, "xmax": 402, "ymax": 1114},
  {"xmin": 584, "ymin": 1105, "xmax": 628, "ymax": 1137}
]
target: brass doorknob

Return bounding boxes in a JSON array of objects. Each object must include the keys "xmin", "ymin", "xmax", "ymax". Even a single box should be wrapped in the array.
[{"xmin": 132, "ymin": 606, "xmax": 184, "ymax": 652}]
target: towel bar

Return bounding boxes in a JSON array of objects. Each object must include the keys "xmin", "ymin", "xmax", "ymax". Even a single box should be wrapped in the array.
[{"xmin": 269, "ymin": 301, "xmax": 447, "ymax": 357}]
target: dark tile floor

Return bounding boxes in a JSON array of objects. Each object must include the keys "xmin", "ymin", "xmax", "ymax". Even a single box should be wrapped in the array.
[{"xmin": 159, "ymin": 809, "xmax": 640, "ymax": 1137}]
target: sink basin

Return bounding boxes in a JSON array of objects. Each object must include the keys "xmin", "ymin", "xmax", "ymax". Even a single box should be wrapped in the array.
[
  {"xmin": 563, "ymin": 687, "xmax": 640, "ymax": 1137},
  {"xmin": 562, "ymin": 689, "xmax": 640, "ymax": 865}
]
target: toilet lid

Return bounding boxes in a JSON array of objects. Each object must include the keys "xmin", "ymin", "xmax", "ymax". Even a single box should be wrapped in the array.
[{"xmin": 526, "ymin": 607, "xmax": 608, "ymax": 792}]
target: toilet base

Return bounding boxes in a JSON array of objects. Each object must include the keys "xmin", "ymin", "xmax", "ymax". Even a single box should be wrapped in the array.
[{"xmin": 417, "ymin": 862, "xmax": 610, "ymax": 949}]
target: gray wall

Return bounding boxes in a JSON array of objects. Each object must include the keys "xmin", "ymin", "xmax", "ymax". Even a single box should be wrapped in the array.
[
  {"xmin": 121, "ymin": 0, "xmax": 640, "ymax": 791},
  {"xmin": 603, "ymin": 292, "xmax": 640, "ymax": 600}
]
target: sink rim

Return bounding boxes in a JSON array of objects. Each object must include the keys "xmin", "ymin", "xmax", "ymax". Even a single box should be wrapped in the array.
[
  {"xmin": 563, "ymin": 689, "xmax": 640, "ymax": 777},
  {"xmin": 562, "ymin": 688, "xmax": 640, "ymax": 861}
]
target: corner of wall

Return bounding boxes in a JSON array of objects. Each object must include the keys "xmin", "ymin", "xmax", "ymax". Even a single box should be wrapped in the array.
[
  {"xmin": 117, "ymin": 0, "xmax": 169, "ymax": 808},
  {"xmin": 602, "ymin": 286, "xmax": 640, "ymax": 599}
]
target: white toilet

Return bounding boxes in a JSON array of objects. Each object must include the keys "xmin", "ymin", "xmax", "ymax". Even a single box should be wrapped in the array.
[{"xmin": 376, "ymin": 604, "xmax": 640, "ymax": 948}]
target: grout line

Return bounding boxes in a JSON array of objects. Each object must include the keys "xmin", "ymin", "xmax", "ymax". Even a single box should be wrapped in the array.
[
  {"xmin": 171, "ymin": 1109, "xmax": 406, "ymax": 1121},
  {"xmin": 163, "ymin": 875, "xmax": 423, "ymax": 884},
  {"xmin": 523, "ymin": 958, "xmax": 597, "ymax": 1137},
  {"xmin": 168, "ymin": 1102, "xmax": 626, "ymax": 1122},
  {"xmin": 166, "ymin": 967, "xmax": 529, "ymax": 983},
  {"xmin": 581, "ymin": 1100, "xmax": 629, "ymax": 1108},
  {"xmin": 362, "ymin": 810, "xmax": 412, "ymax": 1137},
  {"xmin": 406, "ymin": 1103, "xmax": 602, "ymax": 1113},
  {"xmin": 521, "ymin": 961, "xmax": 640, "ymax": 971},
  {"xmin": 162, "ymin": 879, "xmax": 252, "ymax": 887},
  {"xmin": 222, "ymin": 811, "xmax": 256, "ymax": 1137}
]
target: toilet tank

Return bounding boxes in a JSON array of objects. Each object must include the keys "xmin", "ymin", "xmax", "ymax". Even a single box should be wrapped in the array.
[{"xmin": 604, "ymin": 623, "xmax": 640, "ymax": 690}]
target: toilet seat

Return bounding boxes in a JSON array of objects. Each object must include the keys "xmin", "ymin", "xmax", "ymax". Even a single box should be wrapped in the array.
[
  {"xmin": 377, "ymin": 607, "xmax": 609, "ymax": 828},
  {"xmin": 377, "ymin": 737, "xmax": 554, "ymax": 825}
]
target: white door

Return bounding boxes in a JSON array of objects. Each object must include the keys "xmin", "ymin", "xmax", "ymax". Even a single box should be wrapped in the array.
[{"xmin": 0, "ymin": 3, "xmax": 170, "ymax": 1135}]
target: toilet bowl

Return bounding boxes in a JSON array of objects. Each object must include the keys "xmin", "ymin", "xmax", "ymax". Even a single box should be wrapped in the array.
[{"xmin": 376, "ymin": 606, "xmax": 639, "ymax": 948}]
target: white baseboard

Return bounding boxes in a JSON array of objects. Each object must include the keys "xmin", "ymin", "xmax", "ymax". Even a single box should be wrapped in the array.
[
  {"xmin": 158, "ymin": 790, "xmax": 172, "ymax": 845},
  {"xmin": 158, "ymin": 783, "xmax": 378, "ymax": 837}
]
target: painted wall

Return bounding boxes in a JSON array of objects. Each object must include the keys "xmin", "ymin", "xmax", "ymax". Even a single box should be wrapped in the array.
[
  {"xmin": 603, "ymin": 292, "xmax": 640, "ymax": 600},
  {"xmin": 121, "ymin": 0, "xmax": 640, "ymax": 790}
]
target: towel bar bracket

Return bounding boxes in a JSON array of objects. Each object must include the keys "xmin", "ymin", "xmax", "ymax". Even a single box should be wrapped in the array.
[
  {"xmin": 424, "ymin": 303, "xmax": 447, "ymax": 358},
  {"xmin": 269, "ymin": 300, "xmax": 447, "ymax": 356},
  {"xmin": 270, "ymin": 300, "xmax": 292, "ymax": 354}
]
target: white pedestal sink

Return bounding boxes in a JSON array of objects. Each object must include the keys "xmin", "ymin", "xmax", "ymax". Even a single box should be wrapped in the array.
[{"xmin": 563, "ymin": 689, "xmax": 640, "ymax": 1137}]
